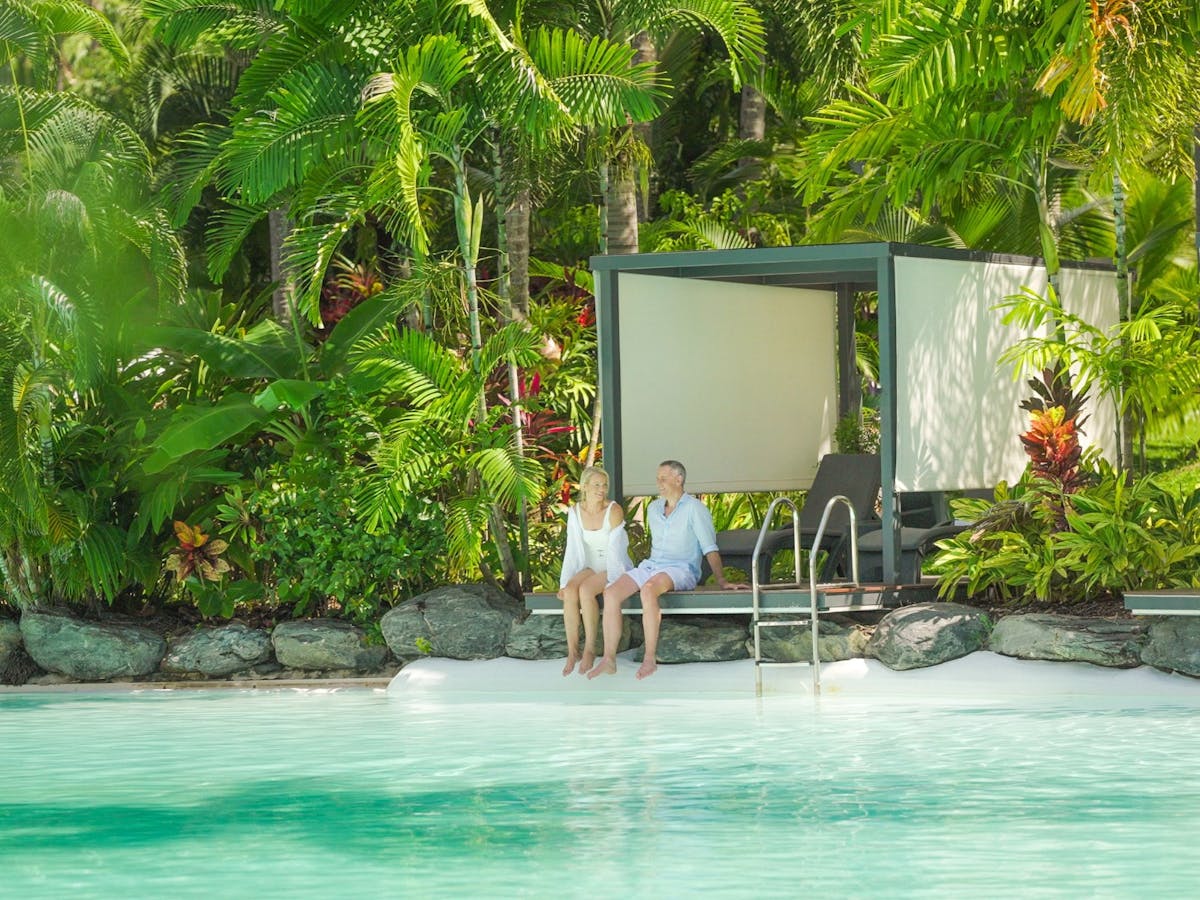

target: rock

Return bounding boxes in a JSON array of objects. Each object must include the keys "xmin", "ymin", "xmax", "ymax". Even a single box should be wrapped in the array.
[
  {"xmin": 1138, "ymin": 618, "xmax": 1200, "ymax": 677},
  {"xmin": 0, "ymin": 618, "xmax": 21, "ymax": 667},
  {"xmin": 988, "ymin": 614, "xmax": 1145, "ymax": 668},
  {"xmin": 505, "ymin": 615, "xmax": 632, "ymax": 660},
  {"xmin": 162, "ymin": 624, "xmax": 273, "ymax": 677},
  {"xmin": 755, "ymin": 617, "xmax": 870, "ymax": 663},
  {"xmin": 866, "ymin": 603, "xmax": 991, "ymax": 670},
  {"xmin": 645, "ymin": 617, "xmax": 750, "ymax": 663},
  {"xmin": 20, "ymin": 611, "xmax": 165, "ymax": 681},
  {"xmin": 381, "ymin": 584, "xmax": 524, "ymax": 660},
  {"xmin": 1, "ymin": 618, "xmax": 41, "ymax": 685},
  {"xmin": 271, "ymin": 620, "xmax": 390, "ymax": 671}
]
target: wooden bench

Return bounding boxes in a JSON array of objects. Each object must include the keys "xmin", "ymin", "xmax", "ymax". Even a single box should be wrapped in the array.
[
  {"xmin": 1124, "ymin": 590, "xmax": 1200, "ymax": 616},
  {"xmin": 524, "ymin": 583, "xmax": 936, "ymax": 617}
]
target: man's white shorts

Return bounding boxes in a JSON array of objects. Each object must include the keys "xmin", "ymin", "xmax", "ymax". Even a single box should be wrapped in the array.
[{"xmin": 624, "ymin": 560, "xmax": 698, "ymax": 592}]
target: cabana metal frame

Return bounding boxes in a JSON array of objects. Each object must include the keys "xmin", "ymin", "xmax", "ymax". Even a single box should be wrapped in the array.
[{"xmin": 589, "ymin": 242, "xmax": 1117, "ymax": 586}]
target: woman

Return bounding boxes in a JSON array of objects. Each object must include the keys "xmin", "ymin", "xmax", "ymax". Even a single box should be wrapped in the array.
[{"xmin": 557, "ymin": 466, "xmax": 632, "ymax": 675}]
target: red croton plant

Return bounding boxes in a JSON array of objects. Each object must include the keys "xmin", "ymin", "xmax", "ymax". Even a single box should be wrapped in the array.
[
  {"xmin": 165, "ymin": 521, "xmax": 231, "ymax": 582},
  {"xmin": 1018, "ymin": 365, "xmax": 1090, "ymax": 528}
]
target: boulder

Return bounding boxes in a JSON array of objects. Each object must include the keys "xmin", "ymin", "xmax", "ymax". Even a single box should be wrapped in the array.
[
  {"xmin": 0, "ymin": 618, "xmax": 21, "ymax": 663},
  {"xmin": 271, "ymin": 620, "xmax": 390, "ymax": 671},
  {"xmin": 381, "ymin": 584, "xmax": 524, "ymax": 660},
  {"xmin": 988, "ymin": 614, "xmax": 1144, "ymax": 668},
  {"xmin": 866, "ymin": 602, "xmax": 991, "ymax": 670},
  {"xmin": 646, "ymin": 617, "xmax": 750, "ymax": 663},
  {"xmin": 1138, "ymin": 617, "xmax": 1200, "ymax": 678},
  {"xmin": 162, "ymin": 624, "xmax": 274, "ymax": 677},
  {"xmin": 1, "ymin": 617, "xmax": 40, "ymax": 685},
  {"xmin": 505, "ymin": 614, "xmax": 632, "ymax": 660},
  {"xmin": 20, "ymin": 611, "xmax": 165, "ymax": 681},
  {"xmin": 755, "ymin": 617, "xmax": 871, "ymax": 663}
]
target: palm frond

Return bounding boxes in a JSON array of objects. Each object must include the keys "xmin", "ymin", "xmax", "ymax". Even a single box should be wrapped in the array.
[
  {"xmin": 522, "ymin": 28, "xmax": 665, "ymax": 134},
  {"xmin": 143, "ymin": 0, "xmax": 284, "ymax": 49},
  {"xmin": 165, "ymin": 122, "xmax": 230, "ymax": 225},
  {"xmin": 0, "ymin": 2, "xmax": 53, "ymax": 77},
  {"xmin": 219, "ymin": 63, "xmax": 362, "ymax": 204},
  {"xmin": 204, "ymin": 201, "xmax": 267, "ymax": 282}
]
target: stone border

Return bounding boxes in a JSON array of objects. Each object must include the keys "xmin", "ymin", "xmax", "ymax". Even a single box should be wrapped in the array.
[{"xmin": 5, "ymin": 587, "xmax": 1198, "ymax": 688}]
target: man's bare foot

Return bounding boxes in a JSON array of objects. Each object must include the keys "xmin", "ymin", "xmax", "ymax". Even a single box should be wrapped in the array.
[
  {"xmin": 578, "ymin": 650, "xmax": 596, "ymax": 674},
  {"xmin": 635, "ymin": 660, "xmax": 658, "ymax": 680},
  {"xmin": 562, "ymin": 654, "xmax": 579, "ymax": 676},
  {"xmin": 586, "ymin": 657, "xmax": 617, "ymax": 679}
]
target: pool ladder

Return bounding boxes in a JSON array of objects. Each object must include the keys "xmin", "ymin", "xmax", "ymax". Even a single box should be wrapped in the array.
[{"xmin": 751, "ymin": 495, "xmax": 859, "ymax": 697}]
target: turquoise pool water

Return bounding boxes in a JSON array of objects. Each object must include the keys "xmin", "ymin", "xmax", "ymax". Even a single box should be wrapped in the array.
[{"xmin": 3, "ymin": 667, "xmax": 1200, "ymax": 898}]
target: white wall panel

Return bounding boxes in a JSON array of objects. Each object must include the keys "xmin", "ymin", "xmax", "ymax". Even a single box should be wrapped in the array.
[
  {"xmin": 615, "ymin": 273, "xmax": 837, "ymax": 495},
  {"xmin": 894, "ymin": 257, "xmax": 1118, "ymax": 491}
]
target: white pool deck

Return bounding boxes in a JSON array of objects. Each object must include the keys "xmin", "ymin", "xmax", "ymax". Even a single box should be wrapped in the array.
[
  {"xmin": 388, "ymin": 651, "xmax": 1200, "ymax": 702},
  {"xmin": 4, "ymin": 652, "xmax": 1197, "ymax": 700}
]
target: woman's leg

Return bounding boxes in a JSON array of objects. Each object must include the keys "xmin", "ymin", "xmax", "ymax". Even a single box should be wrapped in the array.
[
  {"xmin": 577, "ymin": 570, "xmax": 606, "ymax": 673},
  {"xmin": 557, "ymin": 570, "xmax": 596, "ymax": 675}
]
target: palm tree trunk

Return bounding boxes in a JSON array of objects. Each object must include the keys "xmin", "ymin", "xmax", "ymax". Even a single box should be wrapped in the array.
[
  {"xmin": 631, "ymin": 32, "xmax": 658, "ymax": 221},
  {"xmin": 455, "ymin": 148, "xmax": 521, "ymax": 594},
  {"xmin": 739, "ymin": 52, "xmax": 766, "ymax": 170},
  {"xmin": 598, "ymin": 156, "xmax": 610, "ymax": 254},
  {"xmin": 505, "ymin": 185, "xmax": 531, "ymax": 320},
  {"xmin": 1113, "ymin": 167, "xmax": 1133, "ymax": 470},
  {"xmin": 606, "ymin": 153, "xmax": 639, "ymax": 256},
  {"xmin": 494, "ymin": 146, "xmax": 532, "ymax": 591},
  {"xmin": 268, "ymin": 208, "xmax": 294, "ymax": 328}
]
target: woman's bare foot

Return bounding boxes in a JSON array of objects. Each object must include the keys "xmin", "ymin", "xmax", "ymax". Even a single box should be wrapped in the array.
[
  {"xmin": 562, "ymin": 654, "xmax": 579, "ymax": 676},
  {"xmin": 635, "ymin": 660, "xmax": 658, "ymax": 680},
  {"xmin": 586, "ymin": 656, "xmax": 617, "ymax": 679},
  {"xmin": 578, "ymin": 650, "xmax": 596, "ymax": 674}
]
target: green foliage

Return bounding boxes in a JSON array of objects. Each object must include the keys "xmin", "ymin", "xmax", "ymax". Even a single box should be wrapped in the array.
[
  {"xmin": 834, "ymin": 409, "xmax": 880, "ymax": 455},
  {"xmin": 999, "ymin": 286, "xmax": 1200, "ymax": 469},
  {"xmin": 350, "ymin": 323, "xmax": 546, "ymax": 579},
  {"xmin": 643, "ymin": 189, "xmax": 795, "ymax": 251},
  {"xmin": 234, "ymin": 383, "xmax": 449, "ymax": 622},
  {"xmin": 930, "ymin": 465, "xmax": 1200, "ymax": 604},
  {"xmin": 0, "ymin": 3, "xmax": 188, "ymax": 611}
]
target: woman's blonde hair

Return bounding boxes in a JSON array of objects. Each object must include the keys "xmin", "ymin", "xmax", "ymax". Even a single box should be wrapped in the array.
[{"xmin": 578, "ymin": 466, "xmax": 609, "ymax": 496}]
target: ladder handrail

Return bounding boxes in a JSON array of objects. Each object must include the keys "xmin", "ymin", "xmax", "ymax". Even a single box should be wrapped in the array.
[
  {"xmin": 806, "ymin": 494, "xmax": 858, "ymax": 695},
  {"xmin": 750, "ymin": 494, "xmax": 862, "ymax": 698},
  {"xmin": 750, "ymin": 496, "xmax": 801, "ymax": 609},
  {"xmin": 751, "ymin": 498, "xmax": 802, "ymax": 699}
]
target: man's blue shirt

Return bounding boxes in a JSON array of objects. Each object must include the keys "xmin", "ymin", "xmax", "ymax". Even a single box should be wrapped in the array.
[{"xmin": 647, "ymin": 493, "xmax": 719, "ymax": 583}]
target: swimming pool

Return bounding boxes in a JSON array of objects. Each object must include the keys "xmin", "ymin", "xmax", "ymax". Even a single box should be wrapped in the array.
[{"xmin": 3, "ymin": 655, "xmax": 1199, "ymax": 898}]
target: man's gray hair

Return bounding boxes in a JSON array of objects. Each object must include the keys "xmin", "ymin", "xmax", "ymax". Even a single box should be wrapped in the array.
[{"xmin": 659, "ymin": 459, "xmax": 687, "ymax": 484}]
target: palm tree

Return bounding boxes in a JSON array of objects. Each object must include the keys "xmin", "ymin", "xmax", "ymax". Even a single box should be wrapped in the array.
[
  {"xmin": 572, "ymin": 0, "xmax": 765, "ymax": 255},
  {"xmin": 797, "ymin": 2, "xmax": 1117, "ymax": 295},
  {"xmin": 0, "ymin": 2, "xmax": 187, "ymax": 609},
  {"xmin": 349, "ymin": 324, "xmax": 546, "ymax": 580}
]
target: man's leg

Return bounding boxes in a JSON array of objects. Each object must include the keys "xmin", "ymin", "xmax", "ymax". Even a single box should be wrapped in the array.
[
  {"xmin": 636, "ymin": 573, "xmax": 675, "ymax": 680},
  {"xmin": 587, "ymin": 573, "xmax": 638, "ymax": 679}
]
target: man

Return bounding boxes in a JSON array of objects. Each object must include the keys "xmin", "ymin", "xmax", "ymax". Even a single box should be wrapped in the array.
[{"xmin": 587, "ymin": 460, "xmax": 747, "ymax": 680}]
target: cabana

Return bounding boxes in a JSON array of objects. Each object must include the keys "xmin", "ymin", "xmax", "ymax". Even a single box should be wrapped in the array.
[{"xmin": 589, "ymin": 242, "xmax": 1118, "ymax": 585}]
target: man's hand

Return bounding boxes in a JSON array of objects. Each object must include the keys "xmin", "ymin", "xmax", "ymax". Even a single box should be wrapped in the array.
[{"xmin": 717, "ymin": 579, "xmax": 749, "ymax": 591}]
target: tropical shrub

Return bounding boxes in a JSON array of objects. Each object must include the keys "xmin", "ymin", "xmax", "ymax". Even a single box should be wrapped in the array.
[
  {"xmin": 216, "ymin": 382, "xmax": 448, "ymax": 622},
  {"xmin": 931, "ymin": 465, "xmax": 1200, "ymax": 604},
  {"xmin": 930, "ymin": 354, "xmax": 1200, "ymax": 603},
  {"xmin": 349, "ymin": 324, "xmax": 546, "ymax": 591},
  {"xmin": 250, "ymin": 451, "xmax": 446, "ymax": 623},
  {"xmin": 0, "ymin": 6, "xmax": 187, "ymax": 611}
]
